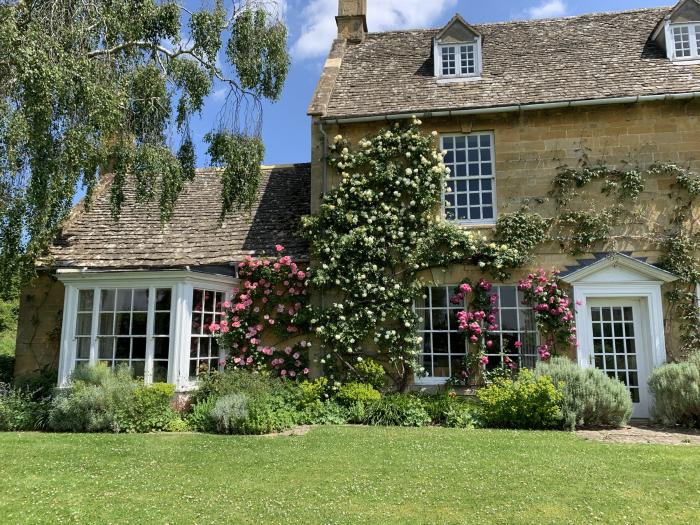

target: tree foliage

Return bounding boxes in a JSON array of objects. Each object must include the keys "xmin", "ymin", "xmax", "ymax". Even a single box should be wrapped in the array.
[{"xmin": 0, "ymin": 0, "xmax": 290, "ymax": 298}]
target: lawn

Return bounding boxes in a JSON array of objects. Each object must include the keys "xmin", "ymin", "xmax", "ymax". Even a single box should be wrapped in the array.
[{"xmin": 0, "ymin": 427, "xmax": 698, "ymax": 524}]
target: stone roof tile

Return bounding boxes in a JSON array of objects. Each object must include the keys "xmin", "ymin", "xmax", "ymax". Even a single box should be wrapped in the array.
[
  {"xmin": 322, "ymin": 7, "xmax": 700, "ymax": 119},
  {"xmin": 48, "ymin": 164, "xmax": 311, "ymax": 269}
]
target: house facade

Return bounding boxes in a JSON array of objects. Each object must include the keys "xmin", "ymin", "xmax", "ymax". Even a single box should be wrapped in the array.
[
  {"xmin": 308, "ymin": 0, "xmax": 700, "ymax": 418},
  {"xmin": 14, "ymin": 0, "xmax": 700, "ymax": 419}
]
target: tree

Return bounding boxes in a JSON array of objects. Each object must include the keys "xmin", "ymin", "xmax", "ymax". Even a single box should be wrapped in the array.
[{"xmin": 0, "ymin": 0, "xmax": 290, "ymax": 298}]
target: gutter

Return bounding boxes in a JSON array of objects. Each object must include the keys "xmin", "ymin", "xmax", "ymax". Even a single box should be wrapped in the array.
[{"xmin": 321, "ymin": 92, "xmax": 700, "ymax": 124}]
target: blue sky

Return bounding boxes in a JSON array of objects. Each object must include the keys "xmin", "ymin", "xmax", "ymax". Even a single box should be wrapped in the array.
[{"xmin": 189, "ymin": 0, "xmax": 671, "ymax": 166}]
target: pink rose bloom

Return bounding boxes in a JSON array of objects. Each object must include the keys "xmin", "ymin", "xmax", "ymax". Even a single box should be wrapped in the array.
[
  {"xmin": 293, "ymin": 352, "xmax": 300, "ymax": 359},
  {"xmin": 222, "ymin": 301, "xmax": 231, "ymax": 309},
  {"xmin": 284, "ymin": 347, "xmax": 293, "ymax": 355},
  {"xmin": 275, "ymin": 244, "xmax": 285, "ymax": 252},
  {"xmin": 280, "ymin": 370, "xmax": 287, "ymax": 376},
  {"xmin": 303, "ymin": 368, "xmax": 310, "ymax": 375},
  {"xmin": 479, "ymin": 355, "xmax": 489, "ymax": 366},
  {"xmin": 514, "ymin": 341, "xmax": 523, "ymax": 348},
  {"xmin": 297, "ymin": 271, "xmax": 306, "ymax": 280},
  {"xmin": 289, "ymin": 371, "xmax": 296, "ymax": 378}
]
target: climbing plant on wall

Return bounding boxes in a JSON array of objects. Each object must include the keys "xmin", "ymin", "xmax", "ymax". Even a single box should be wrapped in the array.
[{"xmin": 302, "ymin": 120, "xmax": 546, "ymax": 390}]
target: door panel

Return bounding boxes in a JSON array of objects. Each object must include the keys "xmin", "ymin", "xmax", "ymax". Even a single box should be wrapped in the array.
[{"xmin": 585, "ymin": 300, "xmax": 650, "ymax": 418}]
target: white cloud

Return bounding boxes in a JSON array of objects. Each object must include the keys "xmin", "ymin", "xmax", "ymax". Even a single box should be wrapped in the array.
[
  {"xmin": 292, "ymin": 0, "xmax": 457, "ymax": 60},
  {"xmin": 526, "ymin": 0, "xmax": 567, "ymax": 19}
]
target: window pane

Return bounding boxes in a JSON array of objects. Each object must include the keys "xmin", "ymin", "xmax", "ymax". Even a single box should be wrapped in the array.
[
  {"xmin": 156, "ymin": 288, "xmax": 171, "ymax": 310},
  {"xmin": 76, "ymin": 338, "xmax": 91, "ymax": 359},
  {"xmin": 131, "ymin": 312, "xmax": 147, "ymax": 335},
  {"xmin": 115, "ymin": 313, "xmax": 130, "ymax": 335},
  {"xmin": 154, "ymin": 338, "xmax": 170, "ymax": 360},
  {"xmin": 155, "ymin": 312, "xmax": 171, "ymax": 335},
  {"xmin": 132, "ymin": 289, "xmax": 148, "ymax": 311},
  {"xmin": 75, "ymin": 313, "xmax": 92, "ymax": 336},
  {"xmin": 116, "ymin": 289, "xmax": 132, "ymax": 311},
  {"xmin": 153, "ymin": 362, "xmax": 168, "ymax": 383},
  {"xmin": 132, "ymin": 338, "xmax": 146, "ymax": 360},
  {"xmin": 100, "ymin": 289, "xmax": 116, "ymax": 311},
  {"xmin": 78, "ymin": 290, "xmax": 93, "ymax": 312},
  {"xmin": 99, "ymin": 313, "xmax": 114, "ymax": 336}
]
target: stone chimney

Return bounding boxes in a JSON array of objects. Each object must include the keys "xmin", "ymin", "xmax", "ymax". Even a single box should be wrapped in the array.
[{"xmin": 336, "ymin": 0, "xmax": 367, "ymax": 43}]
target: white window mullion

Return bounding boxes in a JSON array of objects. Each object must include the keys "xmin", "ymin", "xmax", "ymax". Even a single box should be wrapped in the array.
[
  {"xmin": 144, "ymin": 286, "xmax": 156, "ymax": 384},
  {"xmin": 58, "ymin": 285, "xmax": 79, "ymax": 387},
  {"xmin": 89, "ymin": 288, "xmax": 101, "ymax": 365}
]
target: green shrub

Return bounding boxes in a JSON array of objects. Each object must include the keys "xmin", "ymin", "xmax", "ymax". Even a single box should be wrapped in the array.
[
  {"xmin": 336, "ymin": 382, "xmax": 381, "ymax": 407},
  {"xmin": 190, "ymin": 370, "xmax": 300, "ymax": 435},
  {"xmin": 211, "ymin": 393, "xmax": 250, "ymax": 434},
  {"xmin": 0, "ymin": 383, "xmax": 49, "ymax": 430},
  {"xmin": 164, "ymin": 417, "xmax": 190, "ymax": 432},
  {"xmin": 649, "ymin": 352, "xmax": 700, "ymax": 427},
  {"xmin": 193, "ymin": 370, "xmax": 300, "ymax": 406},
  {"xmin": 48, "ymin": 364, "xmax": 135, "ymax": 432},
  {"xmin": 354, "ymin": 359, "xmax": 386, "ymax": 391},
  {"xmin": 187, "ymin": 396, "xmax": 217, "ymax": 433},
  {"xmin": 236, "ymin": 395, "xmax": 299, "ymax": 435},
  {"xmin": 116, "ymin": 383, "xmax": 179, "ymax": 433},
  {"xmin": 48, "ymin": 364, "xmax": 179, "ymax": 433},
  {"xmin": 297, "ymin": 377, "xmax": 328, "ymax": 410},
  {"xmin": 299, "ymin": 400, "xmax": 349, "ymax": 425},
  {"xmin": 478, "ymin": 369, "xmax": 563, "ymax": 429},
  {"xmin": 425, "ymin": 393, "xmax": 477, "ymax": 429},
  {"xmin": 535, "ymin": 357, "xmax": 632, "ymax": 430},
  {"xmin": 362, "ymin": 394, "xmax": 431, "ymax": 427}
]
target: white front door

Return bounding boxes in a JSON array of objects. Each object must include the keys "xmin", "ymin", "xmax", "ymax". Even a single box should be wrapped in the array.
[{"xmin": 583, "ymin": 299, "xmax": 651, "ymax": 419}]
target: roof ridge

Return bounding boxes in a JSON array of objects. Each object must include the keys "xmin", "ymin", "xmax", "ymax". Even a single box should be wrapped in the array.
[
  {"xmin": 195, "ymin": 162, "xmax": 311, "ymax": 173},
  {"xmin": 365, "ymin": 5, "xmax": 671, "ymax": 36}
]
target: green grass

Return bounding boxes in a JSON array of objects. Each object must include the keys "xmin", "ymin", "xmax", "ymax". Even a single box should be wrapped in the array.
[{"xmin": 0, "ymin": 427, "xmax": 698, "ymax": 524}]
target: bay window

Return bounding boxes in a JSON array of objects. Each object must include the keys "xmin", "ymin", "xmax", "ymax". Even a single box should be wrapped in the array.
[
  {"xmin": 415, "ymin": 285, "xmax": 539, "ymax": 384},
  {"xmin": 57, "ymin": 271, "xmax": 235, "ymax": 390}
]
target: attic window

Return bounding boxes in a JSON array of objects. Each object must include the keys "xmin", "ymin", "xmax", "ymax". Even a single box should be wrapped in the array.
[
  {"xmin": 433, "ymin": 14, "xmax": 483, "ymax": 80},
  {"xmin": 439, "ymin": 44, "xmax": 477, "ymax": 76},
  {"xmin": 671, "ymin": 24, "xmax": 700, "ymax": 59}
]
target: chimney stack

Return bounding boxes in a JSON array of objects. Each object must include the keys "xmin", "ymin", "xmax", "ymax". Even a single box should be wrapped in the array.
[{"xmin": 336, "ymin": 0, "xmax": 367, "ymax": 43}]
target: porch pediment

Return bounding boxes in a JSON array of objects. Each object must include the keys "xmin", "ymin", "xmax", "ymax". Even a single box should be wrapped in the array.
[{"xmin": 560, "ymin": 253, "xmax": 678, "ymax": 285}]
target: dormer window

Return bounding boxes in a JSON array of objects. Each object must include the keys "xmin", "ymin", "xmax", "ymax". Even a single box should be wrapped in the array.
[
  {"xmin": 652, "ymin": 1, "xmax": 700, "ymax": 63},
  {"xmin": 434, "ymin": 14, "xmax": 483, "ymax": 80},
  {"xmin": 439, "ymin": 43, "xmax": 477, "ymax": 76},
  {"xmin": 671, "ymin": 24, "xmax": 700, "ymax": 59}
]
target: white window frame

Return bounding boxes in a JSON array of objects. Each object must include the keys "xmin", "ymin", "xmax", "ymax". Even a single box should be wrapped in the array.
[
  {"xmin": 666, "ymin": 22, "xmax": 700, "ymax": 62},
  {"xmin": 434, "ymin": 38, "xmax": 482, "ymax": 80},
  {"xmin": 441, "ymin": 132, "xmax": 497, "ymax": 226},
  {"xmin": 414, "ymin": 284, "xmax": 539, "ymax": 386},
  {"xmin": 57, "ymin": 270, "xmax": 236, "ymax": 391}
]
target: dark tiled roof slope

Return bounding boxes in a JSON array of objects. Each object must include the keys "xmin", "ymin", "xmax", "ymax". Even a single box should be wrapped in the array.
[
  {"xmin": 49, "ymin": 164, "xmax": 311, "ymax": 269},
  {"xmin": 322, "ymin": 7, "xmax": 700, "ymax": 119}
]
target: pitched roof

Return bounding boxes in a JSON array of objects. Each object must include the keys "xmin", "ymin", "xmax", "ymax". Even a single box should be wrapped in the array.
[
  {"xmin": 48, "ymin": 164, "xmax": 311, "ymax": 269},
  {"xmin": 317, "ymin": 7, "xmax": 700, "ymax": 120}
]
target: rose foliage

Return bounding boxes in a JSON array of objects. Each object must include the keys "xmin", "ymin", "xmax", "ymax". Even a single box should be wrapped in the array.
[{"xmin": 212, "ymin": 246, "xmax": 311, "ymax": 379}]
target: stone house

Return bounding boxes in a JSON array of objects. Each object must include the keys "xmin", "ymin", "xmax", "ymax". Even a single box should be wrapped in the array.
[{"xmin": 15, "ymin": 0, "xmax": 700, "ymax": 418}]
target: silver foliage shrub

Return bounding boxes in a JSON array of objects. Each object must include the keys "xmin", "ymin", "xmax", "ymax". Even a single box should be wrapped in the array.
[
  {"xmin": 535, "ymin": 357, "xmax": 632, "ymax": 430},
  {"xmin": 649, "ymin": 352, "xmax": 700, "ymax": 427},
  {"xmin": 211, "ymin": 393, "xmax": 250, "ymax": 434}
]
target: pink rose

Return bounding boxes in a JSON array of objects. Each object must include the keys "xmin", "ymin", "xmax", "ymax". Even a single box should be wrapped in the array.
[{"xmin": 275, "ymin": 244, "xmax": 284, "ymax": 252}]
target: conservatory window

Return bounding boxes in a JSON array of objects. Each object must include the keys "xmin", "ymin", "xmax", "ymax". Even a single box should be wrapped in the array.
[
  {"xmin": 442, "ymin": 133, "xmax": 496, "ymax": 224},
  {"xmin": 66, "ymin": 287, "xmax": 173, "ymax": 383},
  {"xmin": 671, "ymin": 24, "xmax": 700, "ymax": 60},
  {"xmin": 415, "ymin": 285, "xmax": 538, "ymax": 382},
  {"xmin": 189, "ymin": 288, "xmax": 226, "ymax": 379}
]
